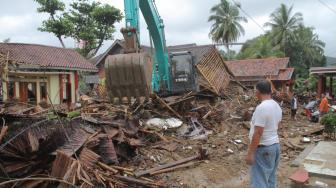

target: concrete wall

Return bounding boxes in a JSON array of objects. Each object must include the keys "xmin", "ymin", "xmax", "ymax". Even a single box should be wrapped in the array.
[{"xmin": 2, "ymin": 71, "xmax": 80, "ymax": 105}]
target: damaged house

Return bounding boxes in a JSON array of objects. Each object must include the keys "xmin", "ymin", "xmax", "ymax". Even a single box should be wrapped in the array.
[
  {"xmin": 225, "ymin": 57, "xmax": 295, "ymax": 92},
  {"xmin": 0, "ymin": 43, "xmax": 97, "ymax": 105},
  {"xmin": 90, "ymin": 40, "xmax": 233, "ymax": 95}
]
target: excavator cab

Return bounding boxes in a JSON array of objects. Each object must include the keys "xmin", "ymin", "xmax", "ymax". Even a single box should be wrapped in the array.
[{"xmin": 170, "ymin": 51, "xmax": 198, "ymax": 94}]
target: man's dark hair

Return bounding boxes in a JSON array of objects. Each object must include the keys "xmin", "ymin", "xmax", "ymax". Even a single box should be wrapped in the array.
[{"xmin": 256, "ymin": 80, "xmax": 272, "ymax": 95}]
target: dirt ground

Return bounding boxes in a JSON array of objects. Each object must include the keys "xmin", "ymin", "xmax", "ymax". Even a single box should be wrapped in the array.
[{"xmin": 154, "ymin": 110, "xmax": 335, "ymax": 188}]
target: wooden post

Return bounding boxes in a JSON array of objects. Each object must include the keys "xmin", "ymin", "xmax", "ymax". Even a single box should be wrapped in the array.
[
  {"xmin": 330, "ymin": 76, "xmax": 333, "ymax": 98},
  {"xmin": 59, "ymin": 74, "xmax": 63, "ymax": 103},
  {"xmin": 318, "ymin": 75, "xmax": 323, "ymax": 98},
  {"xmin": 322, "ymin": 75, "xmax": 326, "ymax": 95}
]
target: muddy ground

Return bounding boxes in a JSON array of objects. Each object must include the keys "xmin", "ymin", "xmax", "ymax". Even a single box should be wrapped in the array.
[{"xmin": 148, "ymin": 110, "xmax": 336, "ymax": 188}]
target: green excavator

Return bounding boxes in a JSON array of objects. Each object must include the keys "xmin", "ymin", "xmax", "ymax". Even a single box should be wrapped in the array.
[{"xmin": 105, "ymin": 0, "xmax": 198, "ymax": 101}]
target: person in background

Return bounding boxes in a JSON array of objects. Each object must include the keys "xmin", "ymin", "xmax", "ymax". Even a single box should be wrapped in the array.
[
  {"xmin": 245, "ymin": 80, "xmax": 282, "ymax": 188},
  {"xmin": 291, "ymin": 94, "xmax": 298, "ymax": 120},
  {"xmin": 319, "ymin": 93, "xmax": 330, "ymax": 116}
]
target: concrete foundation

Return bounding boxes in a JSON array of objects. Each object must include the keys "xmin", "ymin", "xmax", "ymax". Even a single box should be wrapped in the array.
[{"xmin": 302, "ymin": 141, "xmax": 336, "ymax": 178}]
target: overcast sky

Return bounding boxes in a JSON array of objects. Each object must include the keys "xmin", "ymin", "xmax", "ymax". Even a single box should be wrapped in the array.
[{"xmin": 0, "ymin": 0, "xmax": 335, "ymax": 57}]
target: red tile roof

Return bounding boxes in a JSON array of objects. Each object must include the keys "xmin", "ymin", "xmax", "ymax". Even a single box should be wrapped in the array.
[
  {"xmin": 225, "ymin": 57, "xmax": 290, "ymax": 78},
  {"xmin": 0, "ymin": 43, "xmax": 97, "ymax": 71},
  {"xmin": 276, "ymin": 68, "xmax": 294, "ymax": 81}
]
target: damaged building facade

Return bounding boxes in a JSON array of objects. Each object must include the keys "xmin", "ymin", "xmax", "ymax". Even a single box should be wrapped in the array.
[
  {"xmin": 0, "ymin": 43, "xmax": 97, "ymax": 105},
  {"xmin": 225, "ymin": 57, "xmax": 295, "ymax": 92}
]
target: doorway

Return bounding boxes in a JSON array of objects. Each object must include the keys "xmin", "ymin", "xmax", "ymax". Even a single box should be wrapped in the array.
[{"xmin": 20, "ymin": 82, "xmax": 37, "ymax": 105}]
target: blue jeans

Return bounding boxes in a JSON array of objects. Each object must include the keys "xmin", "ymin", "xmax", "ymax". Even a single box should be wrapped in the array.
[{"xmin": 251, "ymin": 143, "xmax": 280, "ymax": 188}]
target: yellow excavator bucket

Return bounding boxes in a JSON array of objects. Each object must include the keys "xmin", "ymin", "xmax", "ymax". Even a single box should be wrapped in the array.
[{"xmin": 105, "ymin": 53, "xmax": 153, "ymax": 102}]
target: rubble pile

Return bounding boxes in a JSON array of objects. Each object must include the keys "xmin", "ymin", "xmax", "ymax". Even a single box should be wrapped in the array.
[
  {"xmin": 0, "ymin": 88, "xmax": 230, "ymax": 188},
  {"xmin": 0, "ymin": 83, "xmax": 331, "ymax": 187}
]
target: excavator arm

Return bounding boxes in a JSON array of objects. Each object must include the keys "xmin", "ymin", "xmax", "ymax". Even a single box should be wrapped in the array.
[{"xmin": 124, "ymin": 0, "xmax": 171, "ymax": 92}]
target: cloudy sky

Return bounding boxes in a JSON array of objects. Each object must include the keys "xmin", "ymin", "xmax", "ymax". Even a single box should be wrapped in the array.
[{"xmin": 0, "ymin": 0, "xmax": 335, "ymax": 57}]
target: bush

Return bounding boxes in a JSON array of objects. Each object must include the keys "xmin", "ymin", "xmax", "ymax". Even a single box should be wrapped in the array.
[{"xmin": 320, "ymin": 112, "xmax": 336, "ymax": 137}]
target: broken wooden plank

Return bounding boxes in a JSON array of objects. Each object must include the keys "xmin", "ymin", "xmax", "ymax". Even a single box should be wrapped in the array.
[
  {"xmin": 0, "ymin": 125, "xmax": 8, "ymax": 143},
  {"xmin": 111, "ymin": 165, "xmax": 134, "ymax": 172},
  {"xmin": 113, "ymin": 175, "xmax": 166, "ymax": 188},
  {"xmin": 98, "ymin": 162, "xmax": 118, "ymax": 174},
  {"xmin": 167, "ymin": 96, "xmax": 195, "ymax": 106},
  {"xmin": 283, "ymin": 140, "xmax": 305, "ymax": 150},
  {"xmin": 302, "ymin": 126, "xmax": 324, "ymax": 137},
  {"xmin": 152, "ymin": 94, "xmax": 182, "ymax": 119},
  {"xmin": 79, "ymin": 148, "xmax": 100, "ymax": 169},
  {"xmin": 150, "ymin": 162, "xmax": 196, "ymax": 176},
  {"xmin": 134, "ymin": 153, "xmax": 202, "ymax": 177}
]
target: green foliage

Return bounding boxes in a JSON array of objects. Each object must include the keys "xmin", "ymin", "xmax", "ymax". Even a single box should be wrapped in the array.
[
  {"xmin": 35, "ymin": 0, "xmax": 65, "ymax": 16},
  {"xmin": 294, "ymin": 75, "xmax": 318, "ymax": 93},
  {"xmin": 237, "ymin": 34, "xmax": 284, "ymax": 59},
  {"xmin": 320, "ymin": 112, "xmax": 336, "ymax": 135},
  {"xmin": 236, "ymin": 3, "xmax": 326, "ymax": 79},
  {"xmin": 67, "ymin": 110, "xmax": 81, "ymax": 119},
  {"xmin": 208, "ymin": 0, "xmax": 247, "ymax": 50},
  {"xmin": 286, "ymin": 26, "xmax": 325, "ymax": 77},
  {"xmin": 264, "ymin": 4, "xmax": 303, "ymax": 50},
  {"xmin": 220, "ymin": 49, "xmax": 237, "ymax": 60},
  {"xmin": 39, "ymin": 16, "xmax": 73, "ymax": 38},
  {"xmin": 35, "ymin": 0, "xmax": 123, "ymax": 58}
]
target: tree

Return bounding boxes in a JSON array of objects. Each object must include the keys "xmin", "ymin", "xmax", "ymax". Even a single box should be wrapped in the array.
[
  {"xmin": 286, "ymin": 26, "xmax": 325, "ymax": 77},
  {"xmin": 208, "ymin": 0, "xmax": 247, "ymax": 52},
  {"xmin": 264, "ymin": 4, "xmax": 303, "ymax": 55},
  {"xmin": 220, "ymin": 49, "xmax": 237, "ymax": 60},
  {"xmin": 35, "ymin": 0, "xmax": 122, "ymax": 58},
  {"xmin": 237, "ymin": 34, "xmax": 284, "ymax": 59},
  {"xmin": 2, "ymin": 38, "xmax": 10, "ymax": 43},
  {"xmin": 35, "ymin": 0, "xmax": 69, "ymax": 48}
]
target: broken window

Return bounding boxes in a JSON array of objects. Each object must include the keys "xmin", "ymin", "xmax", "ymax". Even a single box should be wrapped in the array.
[
  {"xmin": 40, "ymin": 82, "xmax": 47, "ymax": 101},
  {"xmin": 27, "ymin": 82, "xmax": 37, "ymax": 104},
  {"xmin": 61, "ymin": 75, "xmax": 71, "ymax": 103}
]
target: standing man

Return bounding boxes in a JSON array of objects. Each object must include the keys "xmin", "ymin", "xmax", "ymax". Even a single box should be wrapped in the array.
[
  {"xmin": 245, "ymin": 80, "xmax": 282, "ymax": 188},
  {"xmin": 291, "ymin": 94, "xmax": 298, "ymax": 120}
]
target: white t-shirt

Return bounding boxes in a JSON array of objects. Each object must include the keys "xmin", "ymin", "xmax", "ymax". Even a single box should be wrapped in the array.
[{"xmin": 249, "ymin": 99, "xmax": 282, "ymax": 146}]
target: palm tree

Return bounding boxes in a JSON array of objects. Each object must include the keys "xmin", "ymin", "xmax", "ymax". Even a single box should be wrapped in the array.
[
  {"xmin": 295, "ymin": 26, "xmax": 325, "ymax": 67},
  {"xmin": 237, "ymin": 34, "xmax": 284, "ymax": 59},
  {"xmin": 264, "ymin": 4, "xmax": 303, "ymax": 55},
  {"xmin": 208, "ymin": 0, "xmax": 247, "ymax": 51}
]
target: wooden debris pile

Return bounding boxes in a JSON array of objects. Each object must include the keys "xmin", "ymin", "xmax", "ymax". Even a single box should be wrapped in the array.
[{"xmin": 0, "ymin": 100, "xmax": 50, "ymax": 120}]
